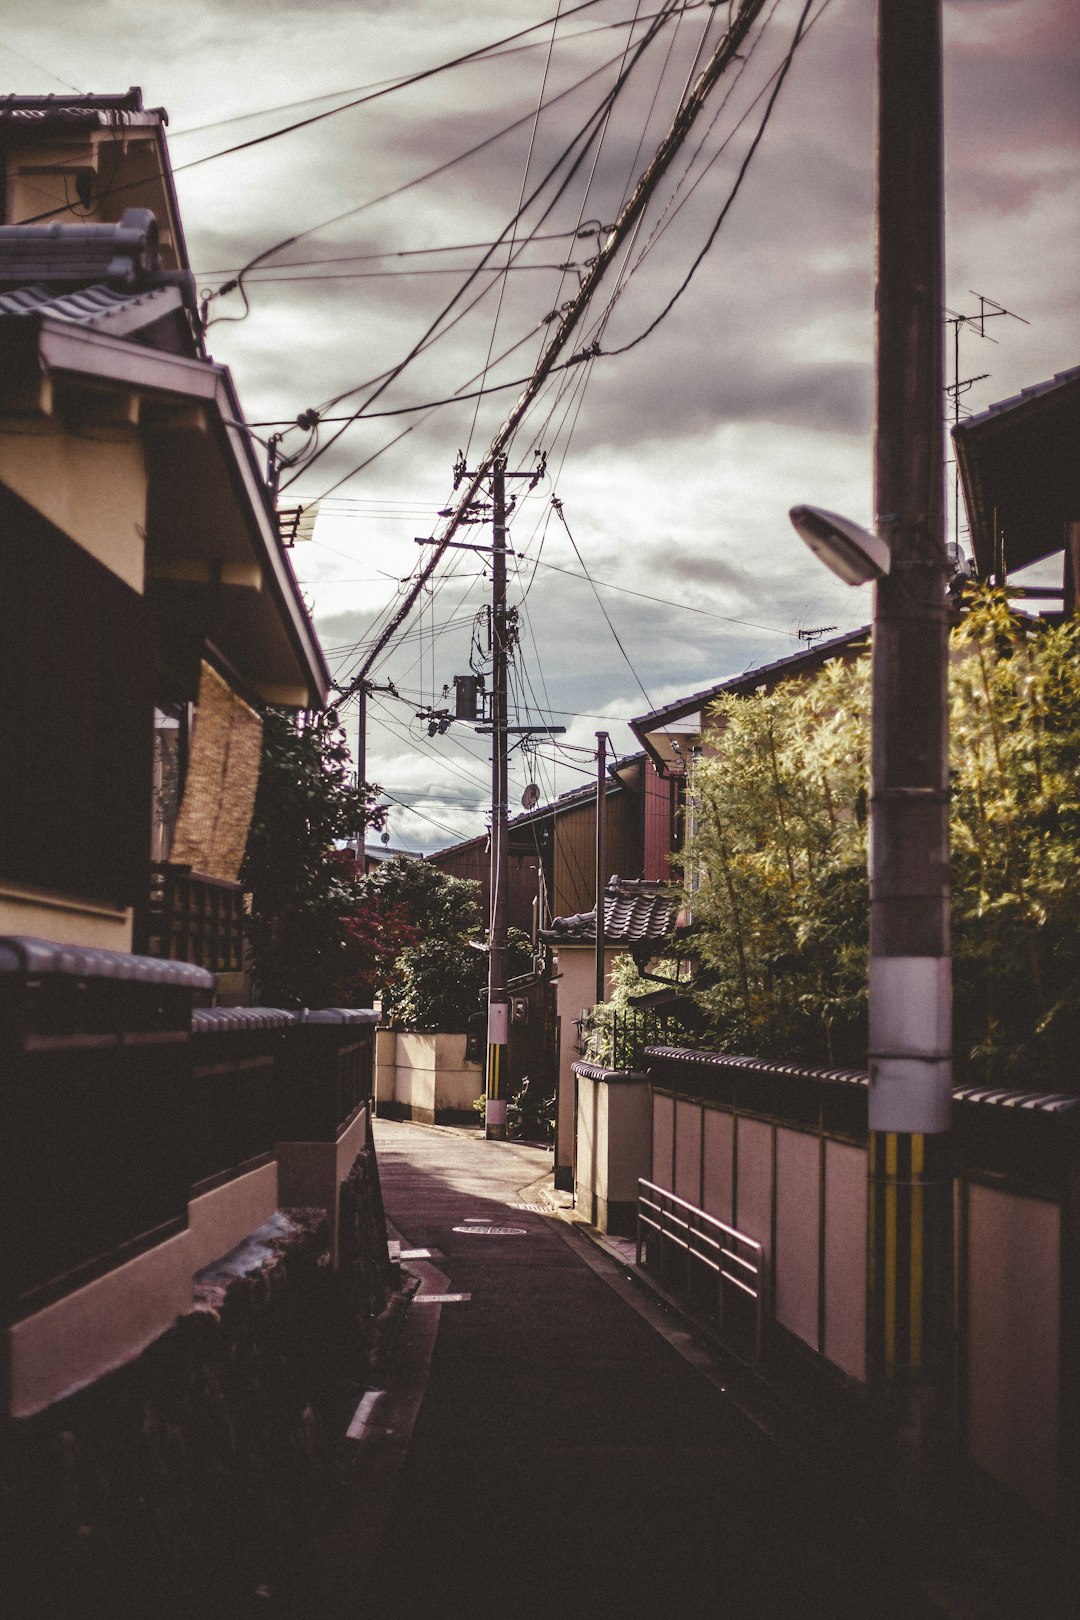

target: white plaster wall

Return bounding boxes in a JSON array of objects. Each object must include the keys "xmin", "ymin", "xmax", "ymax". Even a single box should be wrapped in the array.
[
  {"xmin": 377, "ymin": 1032, "xmax": 482, "ymax": 1117},
  {"xmin": 735, "ymin": 1115, "xmax": 773, "ymax": 1264},
  {"xmin": 552, "ymin": 946, "xmax": 619, "ymax": 1179},
  {"xmin": 0, "ymin": 887, "xmax": 132, "ymax": 951},
  {"xmin": 8, "ymin": 1230, "xmax": 193, "ymax": 1418},
  {"xmin": 702, "ymin": 1106, "xmax": 734, "ymax": 1225},
  {"xmin": 966, "ymin": 1184, "xmax": 1061, "ymax": 1518},
  {"xmin": 774, "ymin": 1127, "xmax": 820, "ymax": 1351},
  {"xmin": 374, "ymin": 1028, "xmax": 397, "ymax": 1110},
  {"xmin": 674, "ymin": 1099, "xmax": 702, "ymax": 1206},
  {"xmin": 188, "ymin": 1162, "xmax": 279, "ymax": 1276},
  {"xmin": 823, "ymin": 1139, "xmax": 867, "ymax": 1382},
  {"xmin": 652, "ymin": 1092, "xmax": 674, "ymax": 1189},
  {"xmin": 822, "ymin": 1140, "xmax": 867, "ymax": 1380},
  {"xmin": 576, "ymin": 1072, "xmax": 598, "ymax": 1209},
  {"xmin": 603, "ymin": 1079, "xmax": 651, "ymax": 1205},
  {"xmin": 0, "ymin": 422, "xmax": 147, "ymax": 593}
]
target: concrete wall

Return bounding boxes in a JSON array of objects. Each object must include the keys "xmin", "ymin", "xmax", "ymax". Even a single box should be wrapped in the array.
[
  {"xmin": 650, "ymin": 1081, "xmax": 1067, "ymax": 1521},
  {"xmin": 551, "ymin": 944, "xmax": 619, "ymax": 1189},
  {"xmin": 276, "ymin": 1105, "xmax": 370, "ymax": 1267},
  {"xmin": 374, "ymin": 1030, "xmax": 483, "ymax": 1125},
  {"xmin": 573, "ymin": 1065, "xmax": 651, "ymax": 1235}
]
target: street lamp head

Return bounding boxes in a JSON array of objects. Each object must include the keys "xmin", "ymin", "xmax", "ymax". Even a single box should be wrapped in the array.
[{"xmin": 788, "ymin": 504, "xmax": 891, "ymax": 586}]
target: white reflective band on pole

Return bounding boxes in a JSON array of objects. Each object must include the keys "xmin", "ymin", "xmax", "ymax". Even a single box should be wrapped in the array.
[
  {"xmin": 868, "ymin": 955, "xmax": 952, "ymax": 1132},
  {"xmin": 488, "ymin": 1002, "xmax": 508, "ymax": 1045},
  {"xmin": 485, "ymin": 1098, "xmax": 507, "ymax": 1127}
]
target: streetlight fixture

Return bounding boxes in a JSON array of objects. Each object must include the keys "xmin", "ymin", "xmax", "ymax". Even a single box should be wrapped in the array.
[{"xmin": 788, "ymin": 504, "xmax": 890, "ymax": 586}]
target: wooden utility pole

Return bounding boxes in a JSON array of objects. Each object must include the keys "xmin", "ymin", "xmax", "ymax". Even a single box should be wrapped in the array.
[
  {"xmin": 355, "ymin": 681, "xmax": 368, "ymax": 870},
  {"xmin": 594, "ymin": 731, "xmax": 609, "ymax": 1007},
  {"xmin": 485, "ymin": 458, "xmax": 511, "ymax": 1139},
  {"xmin": 868, "ymin": 0, "xmax": 953, "ymax": 1500}
]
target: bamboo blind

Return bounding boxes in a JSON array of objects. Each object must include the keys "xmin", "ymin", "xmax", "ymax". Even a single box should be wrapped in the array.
[{"xmin": 170, "ymin": 661, "xmax": 263, "ymax": 882}]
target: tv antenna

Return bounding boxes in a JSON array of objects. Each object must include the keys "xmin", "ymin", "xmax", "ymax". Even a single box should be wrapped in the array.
[{"xmin": 945, "ymin": 292, "xmax": 1029, "ymax": 546}]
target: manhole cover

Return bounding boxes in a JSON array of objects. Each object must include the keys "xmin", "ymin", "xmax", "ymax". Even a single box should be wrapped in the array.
[{"xmin": 452, "ymin": 1224, "xmax": 528, "ymax": 1236}]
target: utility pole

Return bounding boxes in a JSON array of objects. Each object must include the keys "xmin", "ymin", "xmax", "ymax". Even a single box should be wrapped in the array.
[
  {"xmin": 594, "ymin": 731, "xmax": 609, "ymax": 1007},
  {"xmin": 355, "ymin": 681, "xmax": 368, "ymax": 871},
  {"xmin": 869, "ymin": 0, "xmax": 953, "ymax": 1506},
  {"xmin": 486, "ymin": 458, "xmax": 511, "ymax": 1139},
  {"xmin": 438, "ymin": 454, "xmax": 561, "ymax": 1141}
]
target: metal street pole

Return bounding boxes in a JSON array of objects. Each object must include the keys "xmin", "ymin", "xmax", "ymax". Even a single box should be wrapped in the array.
[
  {"xmin": 594, "ymin": 732, "xmax": 609, "ymax": 1007},
  {"xmin": 485, "ymin": 457, "xmax": 510, "ymax": 1141},
  {"xmin": 868, "ymin": 0, "xmax": 954, "ymax": 1496}
]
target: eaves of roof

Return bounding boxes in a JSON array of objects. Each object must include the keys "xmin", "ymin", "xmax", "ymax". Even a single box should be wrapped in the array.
[
  {"xmin": 0, "ymin": 309, "xmax": 330, "ymax": 706},
  {"xmin": 630, "ymin": 625, "xmax": 871, "ymax": 737},
  {"xmin": 952, "ymin": 363, "xmax": 1080, "ymax": 578}
]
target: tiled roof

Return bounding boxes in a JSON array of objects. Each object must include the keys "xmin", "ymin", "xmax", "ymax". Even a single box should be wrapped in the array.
[
  {"xmin": 630, "ymin": 626, "xmax": 871, "ymax": 735},
  {"xmin": 541, "ymin": 877, "xmax": 681, "ymax": 946},
  {"xmin": 0, "ymin": 89, "xmax": 164, "ymax": 127},
  {"xmin": 0, "ymin": 280, "xmax": 182, "ymax": 335},
  {"xmin": 952, "ymin": 363, "xmax": 1080, "ymax": 436}
]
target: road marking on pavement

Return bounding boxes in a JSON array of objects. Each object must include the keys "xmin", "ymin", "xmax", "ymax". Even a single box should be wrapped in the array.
[
  {"xmin": 414, "ymin": 1292, "xmax": 472, "ymax": 1304},
  {"xmin": 452, "ymin": 1224, "xmax": 528, "ymax": 1236},
  {"xmin": 346, "ymin": 1389, "xmax": 387, "ymax": 1439},
  {"xmin": 399, "ymin": 1248, "xmax": 432, "ymax": 1260}
]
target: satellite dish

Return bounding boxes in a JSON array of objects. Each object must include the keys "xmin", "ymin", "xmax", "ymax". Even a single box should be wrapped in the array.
[{"xmin": 521, "ymin": 783, "xmax": 540, "ymax": 809}]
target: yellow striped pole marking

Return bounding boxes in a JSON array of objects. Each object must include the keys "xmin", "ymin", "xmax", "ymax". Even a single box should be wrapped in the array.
[
  {"xmin": 909, "ymin": 1132, "xmax": 924, "ymax": 1370},
  {"xmin": 486, "ymin": 1043, "xmax": 502, "ymax": 1099},
  {"xmin": 884, "ymin": 1131, "xmax": 897, "ymax": 1371}
]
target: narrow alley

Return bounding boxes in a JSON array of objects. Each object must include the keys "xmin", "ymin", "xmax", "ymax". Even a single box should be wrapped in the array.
[{"xmin": 284, "ymin": 1121, "xmax": 934, "ymax": 1620}]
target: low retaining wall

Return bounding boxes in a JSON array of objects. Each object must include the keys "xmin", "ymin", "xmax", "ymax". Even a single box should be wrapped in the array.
[
  {"xmin": 375, "ymin": 1029, "xmax": 482, "ymax": 1125},
  {"xmin": 1, "ymin": 1149, "xmax": 393, "ymax": 1618}
]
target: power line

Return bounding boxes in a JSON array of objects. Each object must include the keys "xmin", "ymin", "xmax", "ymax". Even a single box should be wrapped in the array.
[
  {"xmin": 335, "ymin": 0, "xmax": 778, "ymax": 703},
  {"xmin": 197, "ymin": 229, "xmax": 583, "ymax": 279},
  {"xmin": 283, "ymin": 8, "xmax": 682, "ymax": 484},
  {"xmin": 605, "ymin": 0, "xmax": 816, "ymax": 357},
  {"xmin": 169, "ymin": 5, "xmax": 718, "ymax": 140},
  {"xmin": 523, "ymin": 555, "xmax": 795, "ymax": 635},
  {"xmin": 550, "ymin": 495, "xmax": 656, "ymax": 710}
]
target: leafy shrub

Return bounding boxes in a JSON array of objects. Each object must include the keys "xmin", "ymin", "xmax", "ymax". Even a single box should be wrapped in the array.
[
  {"xmin": 682, "ymin": 588, "xmax": 1080, "ymax": 1091},
  {"xmin": 242, "ymin": 710, "xmax": 386, "ymax": 1008}
]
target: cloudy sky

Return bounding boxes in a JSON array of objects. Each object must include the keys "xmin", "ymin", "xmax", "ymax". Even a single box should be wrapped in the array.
[{"xmin": 6, "ymin": 0, "xmax": 1078, "ymax": 851}]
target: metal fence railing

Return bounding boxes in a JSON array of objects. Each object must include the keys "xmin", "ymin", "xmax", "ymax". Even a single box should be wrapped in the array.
[
  {"xmin": 577, "ymin": 1006, "xmax": 688, "ymax": 1073},
  {"xmin": 636, "ymin": 1177, "xmax": 765, "ymax": 1362}
]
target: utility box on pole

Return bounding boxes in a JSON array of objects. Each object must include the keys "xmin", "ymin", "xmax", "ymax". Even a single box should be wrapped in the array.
[{"xmin": 454, "ymin": 674, "xmax": 481, "ymax": 722}]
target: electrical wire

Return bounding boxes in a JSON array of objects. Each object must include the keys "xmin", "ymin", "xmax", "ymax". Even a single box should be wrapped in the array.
[
  {"xmin": 523, "ymin": 556, "xmax": 796, "ymax": 635},
  {"xmin": 550, "ymin": 495, "xmax": 656, "ymax": 709},
  {"xmin": 281, "ymin": 5, "xmax": 683, "ymax": 486},
  {"xmin": 604, "ymin": 0, "xmax": 816, "ymax": 357},
  {"xmin": 465, "ymin": 0, "xmax": 567, "ymax": 461}
]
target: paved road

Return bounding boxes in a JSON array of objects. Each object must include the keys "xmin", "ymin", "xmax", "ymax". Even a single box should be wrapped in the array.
[{"xmin": 331, "ymin": 1120, "xmax": 929, "ymax": 1620}]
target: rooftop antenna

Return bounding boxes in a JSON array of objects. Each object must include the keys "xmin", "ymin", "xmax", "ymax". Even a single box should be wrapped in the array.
[{"xmin": 945, "ymin": 292, "xmax": 1029, "ymax": 551}]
